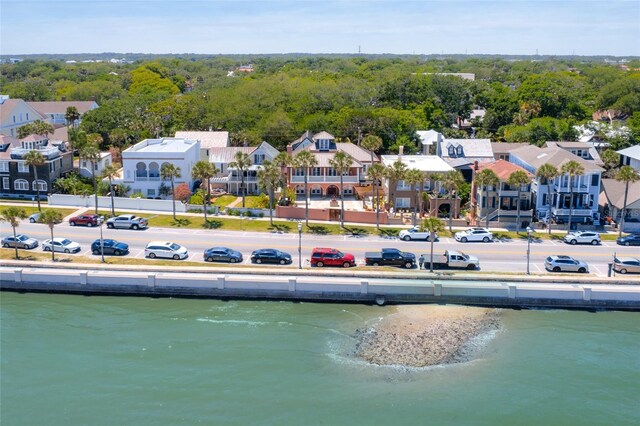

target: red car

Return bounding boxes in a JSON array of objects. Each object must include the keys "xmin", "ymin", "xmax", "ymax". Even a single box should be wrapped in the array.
[
  {"xmin": 69, "ymin": 214, "xmax": 103, "ymax": 227},
  {"xmin": 310, "ymin": 247, "xmax": 356, "ymax": 268}
]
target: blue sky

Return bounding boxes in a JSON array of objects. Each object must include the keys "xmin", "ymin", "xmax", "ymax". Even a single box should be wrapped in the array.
[{"xmin": 1, "ymin": 0, "xmax": 638, "ymax": 56}]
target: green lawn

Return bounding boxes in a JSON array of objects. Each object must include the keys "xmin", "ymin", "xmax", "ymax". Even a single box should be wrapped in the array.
[
  {"xmin": 211, "ymin": 195, "xmax": 237, "ymax": 208},
  {"xmin": 0, "ymin": 205, "xmax": 77, "ymax": 217},
  {"xmin": 241, "ymin": 195, "xmax": 269, "ymax": 209}
]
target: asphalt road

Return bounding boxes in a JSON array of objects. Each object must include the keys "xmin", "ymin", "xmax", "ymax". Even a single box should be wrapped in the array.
[{"xmin": 6, "ymin": 220, "xmax": 639, "ymax": 278}]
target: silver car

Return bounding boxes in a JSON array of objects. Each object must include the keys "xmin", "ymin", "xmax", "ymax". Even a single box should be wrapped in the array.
[
  {"xmin": 2, "ymin": 234, "xmax": 39, "ymax": 249},
  {"xmin": 455, "ymin": 228, "xmax": 494, "ymax": 243},
  {"xmin": 42, "ymin": 238, "xmax": 81, "ymax": 253},
  {"xmin": 544, "ymin": 255, "xmax": 589, "ymax": 273},
  {"xmin": 613, "ymin": 257, "xmax": 640, "ymax": 274},
  {"xmin": 563, "ymin": 231, "xmax": 601, "ymax": 245}
]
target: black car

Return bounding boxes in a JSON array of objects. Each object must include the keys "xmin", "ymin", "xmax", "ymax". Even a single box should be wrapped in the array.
[
  {"xmin": 250, "ymin": 248, "xmax": 292, "ymax": 265},
  {"xmin": 91, "ymin": 239, "xmax": 129, "ymax": 255},
  {"xmin": 617, "ymin": 234, "xmax": 640, "ymax": 246},
  {"xmin": 204, "ymin": 247, "xmax": 243, "ymax": 263}
]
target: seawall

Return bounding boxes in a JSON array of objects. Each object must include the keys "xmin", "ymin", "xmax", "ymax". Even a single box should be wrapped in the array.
[{"xmin": 2, "ymin": 265, "xmax": 639, "ymax": 310}]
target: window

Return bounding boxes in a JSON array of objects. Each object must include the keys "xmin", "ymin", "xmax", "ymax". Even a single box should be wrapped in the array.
[
  {"xmin": 14, "ymin": 179, "xmax": 28, "ymax": 190},
  {"xmin": 395, "ymin": 197, "xmax": 410, "ymax": 208},
  {"xmin": 295, "ymin": 185, "xmax": 305, "ymax": 195},
  {"xmin": 26, "ymin": 113, "xmax": 29, "ymax": 120},
  {"xmin": 294, "ymin": 167, "xmax": 304, "ymax": 177},
  {"xmin": 253, "ymin": 154, "xmax": 265, "ymax": 165},
  {"xmin": 456, "ymin": 146, "xmax": 463, "ymax": 156},
  {"xmin": 591, "ymin": 174, "xmax": 599, "ymax": 187},
  {"xmin": 136, "ymin": 162, "xmax": 147, "ymax": 178},
  {"xmin": 317, "ymin": 139, "xmax": 330, "ymax": 151},
  {"xmin": 542, "ymin": 193, "xmax": 548, "ymax": 206},
  {"xmin": 343, "ymin": 186, "xmax": 353, "ymax": 195},
  {"xmin": 327, "ymin": 168, "xmax": 337, "ymax": 176},
  {"xmin": 311, "ymin": 167, "xmax": 322, "ymax": 176},
  {"xmin": 32, "ymin": 180, "xmax": 47, "ymax": 191},
  {"xmin": 2, "ymin": 177, "xmax": 9, "ymax": 189},
  {"xmin": 0, "ymin": 162, "xmax": 8, "ymax": 172},
  {"xmin": 149, "ymin": 162, "xmax": 160, "ymax": 179},
  {"xmin": 147, "ymin": 189, "xmax": 156, "ymax": 197},
  {"xmin": 18, "ymin": 163, "xmax": 29, "ymax": 173},
  {"xmin": 448, "ymin": 146, "xmax": 455, "ymax": 156}
]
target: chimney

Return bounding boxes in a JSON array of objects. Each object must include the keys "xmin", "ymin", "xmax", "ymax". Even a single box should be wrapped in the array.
[
  {"xmin": 398, "ymin": 145, "xmax": 404, "ymax": 157},
  {"xmin": 474, "ymin": 160, "xmax": 479, "ymax": 171},
  {"xmin": 286, "ymin": 144, "xmax": 293, "ymax": 155}
]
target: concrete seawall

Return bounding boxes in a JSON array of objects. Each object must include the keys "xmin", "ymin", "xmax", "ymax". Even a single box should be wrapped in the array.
[{"xmin": 2, "ymin": 266, "xmax": 639, "ymax": 310}]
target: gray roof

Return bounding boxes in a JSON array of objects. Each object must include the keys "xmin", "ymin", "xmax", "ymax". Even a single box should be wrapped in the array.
[
  {"xmin": 27, "ymin": 100, "xmax": 98, "ymax": 115},
  {"xmin": 208, "ymin": 147, "xmax": 254, "ymax": 164},
  {"xmin": 601, "ymin": 178, "xmax": 640, "ymax": 208},
  {"xmin": 254, "ymin": 141, "xmax": 279, "ymax": 159},
  {"xmin": 510, "ymin": 145, "xmax": 604, "ymax": 173},
  {"xmin": 439, "ymin": 138, "xmax": 494, "ymax": 159},
  {"xmin": 491, "ymin": 142, "xmax": 529, "ymax": 155},
  {"xmin": 617, "ymin": 144, "xmax": 640, "ymax": 161},
  {"xmin": 335, "ymin": 142, "xmax": 376, "ymax": 163},
  {"xmin": 175, "ymin": 131, "xmax": 229, "ymax": 149}
]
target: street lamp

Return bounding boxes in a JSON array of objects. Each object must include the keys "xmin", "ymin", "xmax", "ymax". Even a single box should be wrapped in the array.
[
  {"xmin": 526, "ymin": 226, "xmax": 533, "ymax": 275},
  {"xmin": 298, "ymin": 222, "xmax": 303, "ymax": 269}
]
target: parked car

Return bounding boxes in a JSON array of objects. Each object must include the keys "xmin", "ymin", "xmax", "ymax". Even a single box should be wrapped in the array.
[
  {"xmin": 616, "ymin": 234, "xmax": 640, "ymax": 246},
  {"xmin": 2, "ymin": 234, "xmax": 39, "ymax": 249},
  {"xmin": 28, "ymin": 212, "xmax": 40, "ymax": 223},
  {"xmin": 544, "ymin": 255, "xmax": 589, "ymax": 273},
  {"xmin": 69, "ymin": 214, "xmax": 103, "ymax": 227},
  {"xmin": 145, "ymin": 241, "xmax": 188, "ymax": 260},
  {"xmin": 613, "ymin": 257, "xmax": 640, "ymax": 274},
  {"xmin": 398, "ymin": 226, "xmax": 437, "ymax": 242},
  {"xmin": 204, "ymin": 247, "xmax": 243, "ymax": 263},
  {"xmin": 310, "ymin": 247, "xmax": 356, "ymax": 268},
  {"xmin": 364, "ymin": 248, "xmax": 415, "ymax": 268},
  {"xmin": 42, "ymin": 238, "xmax": 81, "ymax": 253},
  {"xmin": 420, "ymin": 250, "xmax": 480, "ymax": 270},
  {"xmin": 90, "ymin": 239, "xmax": 129, "ymax": 256},
  {"xmin": 250, "ymin": 248, "xmax": 292, "ymax": 265},
  {"xmin": 106, "ymin": 214, "xmax": 148, "ymax": 230},
  {"xmin": 563, "ymin": 231, "xmax": 601, "ymax": 245},
  {"xmin": 455, "ymin": 228, "xmax": 494, "ymax": 243}
]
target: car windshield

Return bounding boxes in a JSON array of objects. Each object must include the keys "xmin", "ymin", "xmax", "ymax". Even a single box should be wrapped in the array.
[
  {"xmin": 337, "ymin": 251, "xmax": 344, "ymax": 257},
  {"xmin": 17, "ymin": 235, "xmax": 28, "ymax": 241},
  {"xmin": 61, "ymin": 239, "xmax": 72, "ymax": 245},
  {"xmin": 169, "ymin": 243, "xmax": 181, "ymax": 251}
]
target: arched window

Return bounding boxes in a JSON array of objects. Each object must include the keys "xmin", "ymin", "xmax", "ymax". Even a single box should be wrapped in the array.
[
  {"xmin": 135, "ymin": 162, "xmax": 147, "ymax": 179},
  {"xmin": 149, "ymin": 162, "xmax": 160, "ymax": 179},
  {"xmin": 295, "ymin": 185, "xmax": 305, "ymax": 195},
  {"xmin": 310, "ymin": 186, "xmax": 322, "ymax": 195},
  {"xmin": 32, "ymin": 180, "xmax": 47, "ymax": 191},
  {"xmin": 14, "ymin": 179, "xmax": 29, "ymax": 191}
]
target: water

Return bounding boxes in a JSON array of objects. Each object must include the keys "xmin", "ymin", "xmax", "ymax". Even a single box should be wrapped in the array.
[{"xmin": 1, "ymin": 293, "xmax": 639, "ymax": 425}]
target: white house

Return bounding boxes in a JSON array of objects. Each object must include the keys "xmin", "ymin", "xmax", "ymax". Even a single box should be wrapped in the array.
[
  {"xmin": 416, "ymin": 130, "xmax": 444, "ymax": 155},
  {"xmin": 121, "ymin": 137, "xmax": 200, "ymax": 198},
  {"xmin": 174, "ymin": 130, "xmax": 230, "ymax": 159},
  {"xmin": 208, "ymin": 141, "xmax": 279, "ymax": 194},
  {"xmin": 617, "ymin": 145, "xmax": 640, "ymax": 171},
  {"xmin": 80, "ymin": 152, "xmax": 112, "ymax": 179}
]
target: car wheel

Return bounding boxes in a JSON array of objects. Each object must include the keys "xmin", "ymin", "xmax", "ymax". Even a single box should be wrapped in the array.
[
  {"xmin": 467, "ymin": 264, "xmax": 476, "ymax": 270},
  {"xmin": 93, "ymin": 249, "xmax": 100, "ymax": 255},
  {"xmin": 29, "ymin": 218, "xmax": 36, "ymax": 223},
  {"xmin": 173, "ymin": 254, "xmax": 180, "ymax": 260},
  {"xmin": 372, "ymin": 261, "xmax": 379, "ymax": 267},
  {"xmin": 552, "ymin": 266, "xmax": 561, "ymax": 272},
  {"xmin": 70, "ymin": 221, "xmax": 76, "ymax": 226},
  {"xmin": 279, "ymin": 259, "xmax": 286, "ymax": 265},
  {"xmin": 114, "ymin": 250, "xmax": 121, "ymax": 256},
  {"xmin": 403, "ymin": 235, "xmax": 411, "ymax": 241},
  {"xmin": 206, "ymin": 256, "xmax": 214, "ymax": 262},
  {"xmin": 619, "ymin": 268, "xmax": 627, "ymax": 274},
  {"xmin": 404, "ymin": 262, "xmax": 413, "ymax": 269},
  {"xmin": 625, "ymin": 242, "xmax": 630, "ymax": 246},
  {"xmin": 148, "ymin": 253, "xmax": 156, "ymax": 259},
  {"xmin": 229, "ymin": 258, "xmax": 237, "ymax": 263},
  {"xmin": 570, "ymin": 239, "xmax": 577, "ymax": 245},
  {"xmin": 461, "ymin": 237, "xmax": 468, "ymax": 243},
  {"xmin": 591, "ymin": 240, "xmax": 598, "ymax": 245},
  {"xmin": 2, "ymin": 243, "xmax": 8, "ymax": 248},
  {"xmin": 256, "ymin": 258, "xmax": 262, "ymax": 264},
  {"xmin": 578, "ymin": 267, "xmax": 586, "ymax": 273},
  {"xmin": 343, "ymin": 261, "xmax": 351, "ymax": 268},
  {"xmin": 64, "ymin": 249, "xmax": 70, "ymax": 253},
  {"xmin": 87, "ymin": 222, "xmax": 93, "ymax": 227},
  {"xmin": 107, "ymin": 223, "xmax": 114, "ymax": 229},
  {"xmin": 44, "ymin": 246, "xmax": 50, "ymax": 251},
  {"xmin": 317, "ymin": 261, "xmax": 324, "ymax": 267},
  {"xmin": 132, "ymin": 224, "xmax": 139, "ymax": 230},
  {"xmin": 483, "ymin": 237, "xmax": 490, "ymax": 243}
]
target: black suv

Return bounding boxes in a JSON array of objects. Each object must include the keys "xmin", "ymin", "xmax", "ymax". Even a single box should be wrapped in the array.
[{"xmin": 250, "ymin": 249, "xmax": 292, "ymax": 265}]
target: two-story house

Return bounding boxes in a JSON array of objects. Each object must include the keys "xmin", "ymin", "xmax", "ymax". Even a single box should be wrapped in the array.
[
  {"xmin": 27, "ymin": 100, "xmax": 99, "ymax": 127},
  {"xmin": 509, "ymin": 146, "xmax": 604, "ymax": 225},
  {"xmin": 617, "ymin": 145, "xmax": 640, "ymax": 171},
  {"xmin": 437, "ymin": 138, "xmax": 494, "ymax": 181},
  {"xmin": 546, "ymin": 141, "xmax": 602, "ymax": 166},
  {"xmin": 0, "ymin": 134, "xmax": 73, "ymax": 200},
  {"xmin": 121, "ymin": 137, "xmax": 200, "ymax": 198},
  {"xmin": 0, "ymin": 96, "xmax": 47, "ymax": 138},
  {"xmin": 286, "ymin": 131, "xmax": 376, "ymax": 198},
  {"xmin": 79, "ymin": 152, "xmax": 113, "ymax": 179}
]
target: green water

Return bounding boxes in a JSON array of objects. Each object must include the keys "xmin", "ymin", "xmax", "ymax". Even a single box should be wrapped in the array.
[{"xmin": 1, "ymin": 293, "xmax": 639, "ymax": 426}]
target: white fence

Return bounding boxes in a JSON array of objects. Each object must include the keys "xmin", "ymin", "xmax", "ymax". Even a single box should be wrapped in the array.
[{"xmin": 49, "ymin": 194, "xmax": 187, "ymax": 213}]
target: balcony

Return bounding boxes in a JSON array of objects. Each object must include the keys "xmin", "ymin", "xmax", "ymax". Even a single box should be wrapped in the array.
[
  {"xmin": 10, "ymin": 147, "xmax": 61, "ymax": 160},
  {"xmin": 554, "ymin": 183, "xmax": 590, "ymax": 193},
  {"xmin": 552, "ymin": 207, "xmax": 593, "ymax": 217},
  {"xmin": 291, "ymin": 175, "xmax": 359, "ymax": 183}
]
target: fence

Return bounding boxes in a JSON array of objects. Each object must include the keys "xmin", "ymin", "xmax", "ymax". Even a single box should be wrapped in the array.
[{"xmin": 48, "ymin": 194, "xmax": 187, "ymax": 213}]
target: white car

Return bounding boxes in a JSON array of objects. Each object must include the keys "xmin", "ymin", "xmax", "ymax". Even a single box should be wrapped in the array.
[
  {"xmin": 42, "ymin": 238, "xmax": 81, "ymax": 253},
  {"xmin": 398, "ymin": 226, "xmax": 438, "ymax": 242},
  {"xmin": 145, "ymin": 241, "xmax": 188, "ymax": 260},
  {"xmin": 563, "ymin": 231, "xmax": 601, "ymax": 245},
  {"xmin": 2, "ymin": 234, "xmax": 39, "ymax": 249},
  {"xmin": 454, "ymin": 228, "xmax": 494, "ymax": 243}
]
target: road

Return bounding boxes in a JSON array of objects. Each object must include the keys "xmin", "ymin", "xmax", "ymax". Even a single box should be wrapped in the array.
[{"xmin": 7, "ymin": 220, "xmax": 639, "ymax": 278}]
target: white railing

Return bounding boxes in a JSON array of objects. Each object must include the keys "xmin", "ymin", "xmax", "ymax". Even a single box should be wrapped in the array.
[
  {"xmin": 552, "ymin": 207, "xmax": 593, "ymax": 216},
  {"xmin": 291, "ymin": 176, "xmax": 359, "ymax": 183}
]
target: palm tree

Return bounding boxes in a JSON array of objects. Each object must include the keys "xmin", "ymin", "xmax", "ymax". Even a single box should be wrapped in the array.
[
  {"xmin": 405, "ymin": 169, "xmax": 424, "ymax": 227},
  {"xmin": 257, "ymin": 160, "xmax": 283, "ymax": 225},
  {"xmin": 24, "ymin": 150, "xmax": 46, "ymax": 212},
  {"xmin": 79, "ymin": 141, "xmax": 101, "ymax": 214},
  {"xmin": 361, "ymin": 134, "xmax": 382, "ymax": 166},
  {"xmin": 384, "ymin": 160, "xmax": 408, "ymax": 216},
  {"xmin": 101, "ymin": 163, "xmax": 121, "ymax": 217},
  {"xmin": 293, "ymin": 150, "xmax": 318, "ymax": 226},
  {"xmin": 0, "ymin": 207, "xmax": 28, "ymax": 259},
  {"xmin": 441, "ymin": 170, "xmax": 465, "ymax": 232},
  {"xmin": 65, "ymin": 106, "xmax": 80, "ymax": 129},
  {"xmin": 560, "ymin": 160, "xmax": 585, "ymax": 233},
  {"xmin": 229, "ymin": 151, "xmax": 252, "ymax": 208},
  {"xmin": 507, "ymin": 170, "xmax": 531, "ymax": 233},
  {"xmin": 17, "ymin": 120, "xmax": 54, "ymax": 139},
  {"xmin": 274, "ymin": 151, "xmax": 293, "ymax": 188},
  {"xmin": 536, "ymin": 163, "xmax": 559, "ymax": 235},
  {"xmin": 615, "ymin": 165, "xmax": 640, "ymax": 237},
  {"xmin": 474, "ymin": 168, "xmax": 499, "ymax": 229},
  {"xmin": 192, "ymin": 160, "xmax": 218, "ymax": 222},
  {"xmin": 422, "ymin": 217, "xmax": 445, "ymax": 272},
  {"xmin": 161, "ymin": 163, "xmax": 182, "ymax": 220},
  {"xmin": 39, "ymin": 209, "xmax": 63, "ymax": 262},
  {"xmin": 367, "ymin": 163, "xmax": 387, "ymax": 229},
  {"xmin": 329, "ymin": 151, "xmax": 354, "ymax": 228}
]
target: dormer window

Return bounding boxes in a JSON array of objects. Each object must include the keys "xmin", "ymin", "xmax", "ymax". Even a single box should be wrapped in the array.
[
  {"xmin": 448, "ymin": 146, "xmax": 455, "ymax": 156},
  {"xmin": 456, "ymin": 146, "xmax": 463, "ymax": 156},
  {"xmin": 318, "ymin": 139, "xmax": 330, "ymax": 151}
]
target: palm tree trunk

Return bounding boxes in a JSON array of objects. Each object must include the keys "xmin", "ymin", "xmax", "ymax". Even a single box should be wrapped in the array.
[
  {"xmin": 269, "ymin": 188, "xmax": 274, "ymax": 225},
  {"xmin": 171, "ymin": 179, "xmax": 176, "ymax": 220},
  {"xmin": 92, "ymin": 165, "xmax": 98, "ymax": 214},
  {"xmin": 485, "ymin": 186, "xmax": 490, "ymax": 229},
  {"xmin": 429, "ymin": 236, "xmax": 434, "ymax": 272},
  {"xmin": 49, "ymin": 226, "xmax": 55, "ymax": 262},
  {"xmin": 109, "ymin": 179, "xmax": 115, "ymax": 216},
  {"xmin": 375, "ymin": 183, "xmax": 380, "ymax": 230},
  {"xmin": 546, "ymin": 183, "xmax": 553, "ymax": 235},
  {"xmin": 11, "ymin": 225, "xmax": 19, "ymax": 259},
  {"xmin": 241, "ymin": 174, "xmax": 246, "ymax": 208},
  {"xmin": 418, "ymin": 181, "xmax": 423, "ymax": 219},
  {"xmin": 33, "ymin": 166, "xmax": 42, "ymax": 212},
  {"xmin": 340, "ymin": 175, "xmax": 345, "ymax": 228},
  {"xmin": 203, "ymin": 191, "xmax": 208, "ymax": 222},
  {"xmin": 516, "ymin": 189, "xmax": 522, "ymax": 233},
  {"xmin": 567, "ymin": 178, "xmax": 574, "ymax": 233},
  {"xmin": 205, "ymin": 177, "xmax": 210, "ymax": 222},
  {"xmin": 619, "ymin": 182, "xmax": 629, "ymax": 237},
  {"xmin": 304, "ymin": 171, "xmax": 309, "ymax": 226},
  {"xmin": 448, "ymin": 192, "xmax": 453, "ymax": 232}
]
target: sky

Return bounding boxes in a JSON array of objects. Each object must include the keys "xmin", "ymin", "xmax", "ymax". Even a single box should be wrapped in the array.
[{"xmin": 1, "ymin": 0, "xmax": 639, "ymax": 56}]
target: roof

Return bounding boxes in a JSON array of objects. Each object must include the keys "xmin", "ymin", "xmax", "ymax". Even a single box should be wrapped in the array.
[
  {"xmin": 50, "ymin": 126, "xmax": 68, "ymax": 142},
  {"xmin": 208, "ymin": 147, "xmax": 254, "ymax": 164},
  {"xmin": 27, "ymin": 101, "xmax": 98, "ymax": 116},
  {"xmin": 174, "ymin": 131, "xmax": 229, "ymax": 149},
  {"xmin": 601, "ymin": 178, "xmax": 640, "ymax": 209},
  {"xmin": 254, "ymin": 141, "xmax": 279, "ymax": 159},
  {"xmin": 617, "ymin": 145, "xmax": 640, "ymax": 161},
  {"xmin": 510, "ymin": 145, "xmax": 603, "ymax": 173},
  {"xmin": 416, "ymin": 130, "xmax": 443, "ymax": 146},
  {"xmin": 0, "ymin": 98, "xmax": 46, "ymax": 124},
  {"xmin": 440, "ymin": 138, "xmax": 494, "ymax": 159},
  {"xmin": 126, "ymin": 138, "xmax": 199, "ymax": 154},
  {"xmin": 312, "ymin": 131, "xmax": 335, "ymax": 141},
  {"xmin": 380, "ymin": 155, "xmax": 454, "ymax": 173},
  {"xmin": 478, "ymin": 160, "xmax": 533, "ymax": 181},
  {"xmin": 547, "ymin": 141, "xmax": 592, "ymax": 149},
  {"xmin": 335, "ymin": 143, "xmax": 376, "ymax": 163},
  {"xmin": 0, "ymin": 135, "xmax": 20, "ymax": 159},
  {"xmin": 20, "ymin": 134, "xmax": 47, "ymax": 143},
  {"xmin": 491, "ymin": 142, "xmax": 529, "ymax": 155},
  {"xmin": 310, "ymin": 152, "xmax": 362, "ymax": 168}
]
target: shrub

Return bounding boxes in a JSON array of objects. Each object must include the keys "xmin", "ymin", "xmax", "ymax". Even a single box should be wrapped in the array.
[{"xmin": 130, "ymin": 191, "xmax": 144, "ymax": 199}]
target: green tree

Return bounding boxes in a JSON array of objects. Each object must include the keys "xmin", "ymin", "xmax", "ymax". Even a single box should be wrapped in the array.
[
  {"xmin": 229, "ymin": 151, "xmax": 252, "ymax": 208},
  {"xmin": 405, "ymin": 169, "xmax": 424, "ymax": 227},
  {"xmin": 273, "ymin": 151, "xmax": 293, "ymax": 188},
  {"xmin": 39, "ymin": 209, "xmax": 63, "ymax": 262},
  {"xmin": 160, "ymin": 163, "xmax": 182, "ymax": 220},
  {"xmin": 24, "ymin": 150, "xmax": 46, "ymax": 212},
  {"xmin": 422, "ymin": 217, "xmax": 445, "ymax": 272},
  {"xmin": 17, "ymin": 120, "xmax": 54, "ymax": 139},
  {"xmin": 536, "ymin": 163, "xmax": 559, "ymax": 235},
  {"xmin": 474, "ymin": 168, "xmax": 500, "ymax": 228},
  {"xmin": 360, "ymin": 134, "xmax": 382, "ymax": 164},
  {"xmin": 257, "ymin": 160, "xmax": 283, "ymax": 225},
  {"xmin": 367, "ymin": 163, "xmax": 386, "ymax": 229},
  {"xmin": 507, "ymin": 170, "xmax": 531, "ymax": 233},
  {"xmin": 615, "ymin": 166, "xmax": 640, "ymax": 237},
  {"xmin": 101, "ymin": 163, "xmax": 121, "ymax": 217},
  {"xmin": 293, "ymin": 150, "xmax": 318, "ymax": 226},
  {"xmin": 329, "ymin": 151, "xmax": 354, "ymax": 228},
  {"xmin": 384, "ymin": 160, "xmax": 408, "ymax": 215},
  {"xmin": 600, "ymin": 149, "xmax": 621, "ymax": 178},
  {"xmin": 191, "ymin": 160, "xmax": 218, "ymax": 222},
  {"xmin": 65, "ymin": 106, "xmax": 80, "ymax": 129},
  {"xmin": 79, "ymin": 139, "xmax": 101, "ymax": 214},
  {"xmin": 441, "ymin": 170, "xmax": 465, "ymax": 232},
  {"xmin": 0, "ymin": 207, "xmax": 28, "ymax": 259},
  {"xmin": 560, "ymin": 160, "xmax": 585, "ymax": 233}
]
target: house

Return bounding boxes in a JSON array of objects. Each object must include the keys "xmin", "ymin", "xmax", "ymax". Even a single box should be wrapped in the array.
[
  {"xmin": 79, "ymin": 152, "xmax": 113, "ymax": 179},
  {"xmin": 0, "ymin": 96, "xmax": 46, "ymax": 137},
  {"xmin": 380, "ymin": 154, "xmax": 454, "ymax": 213},
  {"xmin": 599, "ymin": 178, "xmax": 640, "ymax": 231},
  {"xmin": 174, "ymin": 130, "xmax": 230, "ymax": 159},
  {"xmin": 473, "ymin": 160, "xmax": 534, "ymax": 227},
  {"xmin": 436, "ymin": 138, "xmax": 494, "ymax": 181},
  {"xmin": 121, "ymin": 137, "xmax": 200, "ymax": 198},
  {"xmin": 617, "ymin": 145, "xmax": 640, "ymax": 171},
  {"xmin": 416, "ymin": 130, "xmax": 444, "ymax": 155},
  {"xmin": 0, "ymin": 134, "xmax": 73, "ymax": 200},
  {"xmin": 491, "ymin": 142, "xmax": 529, "ymax": 161},
  {"xmin": 286, "ymin": 131, "xmax": 377, "ymax": 198},
  {"xmin": 27, "ymin": 100, "xmax": 99, "ymax": 127},
  {"xmin": 545, "ymin": 141, "xmax": 602, "ymax": 165},
  {"xmin": 509, "ymin": 146, "xmax": 604, "ymax": 225}
]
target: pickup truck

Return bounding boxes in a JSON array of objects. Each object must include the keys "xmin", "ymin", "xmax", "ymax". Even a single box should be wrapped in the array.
[
  {"xmin": 420, "ymin": 250, "xmax": 479, "ymax": 270},
  {"xmin": 105, "ymin": 214, "xmax": 148, "ymax": 230},
  {"xmin": 364, "ymin": 248, "xmax": 416, "ymax": 269}
]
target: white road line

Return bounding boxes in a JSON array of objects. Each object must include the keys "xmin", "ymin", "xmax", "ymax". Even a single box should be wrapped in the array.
[
  {"xmin": 134, "ymin": 250, "xmax": 146, "ymax": 258},
  {"xmin": 533, "ymin": 263, "xmax": 543, "ymax": 272},
  {"xmin": 243, "ymin": 257, "xmax": 251, "ymax": 264},
  {"xmin": 591, "ymin": 264, "xmax": 604, "ymax": 276}
]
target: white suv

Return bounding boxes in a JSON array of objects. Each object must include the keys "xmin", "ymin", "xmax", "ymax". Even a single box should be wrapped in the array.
[
  {"xmin": 563, "ymin": 231, "xmax": 601, "ymax": 245},
  {"xmin": 398, "ymin": 226, "xmax": 437, "ymax": 241},
  {"xmin": 145, "ymin": 241, "xmax": 188, "ymax": 260},
  {"xmin": 455, "ymin": 228, "xmax": 494, "ymax": 243},
  {"xmin": 544, "ymin": 255, "xmax": 589, "ymax": 273}
]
